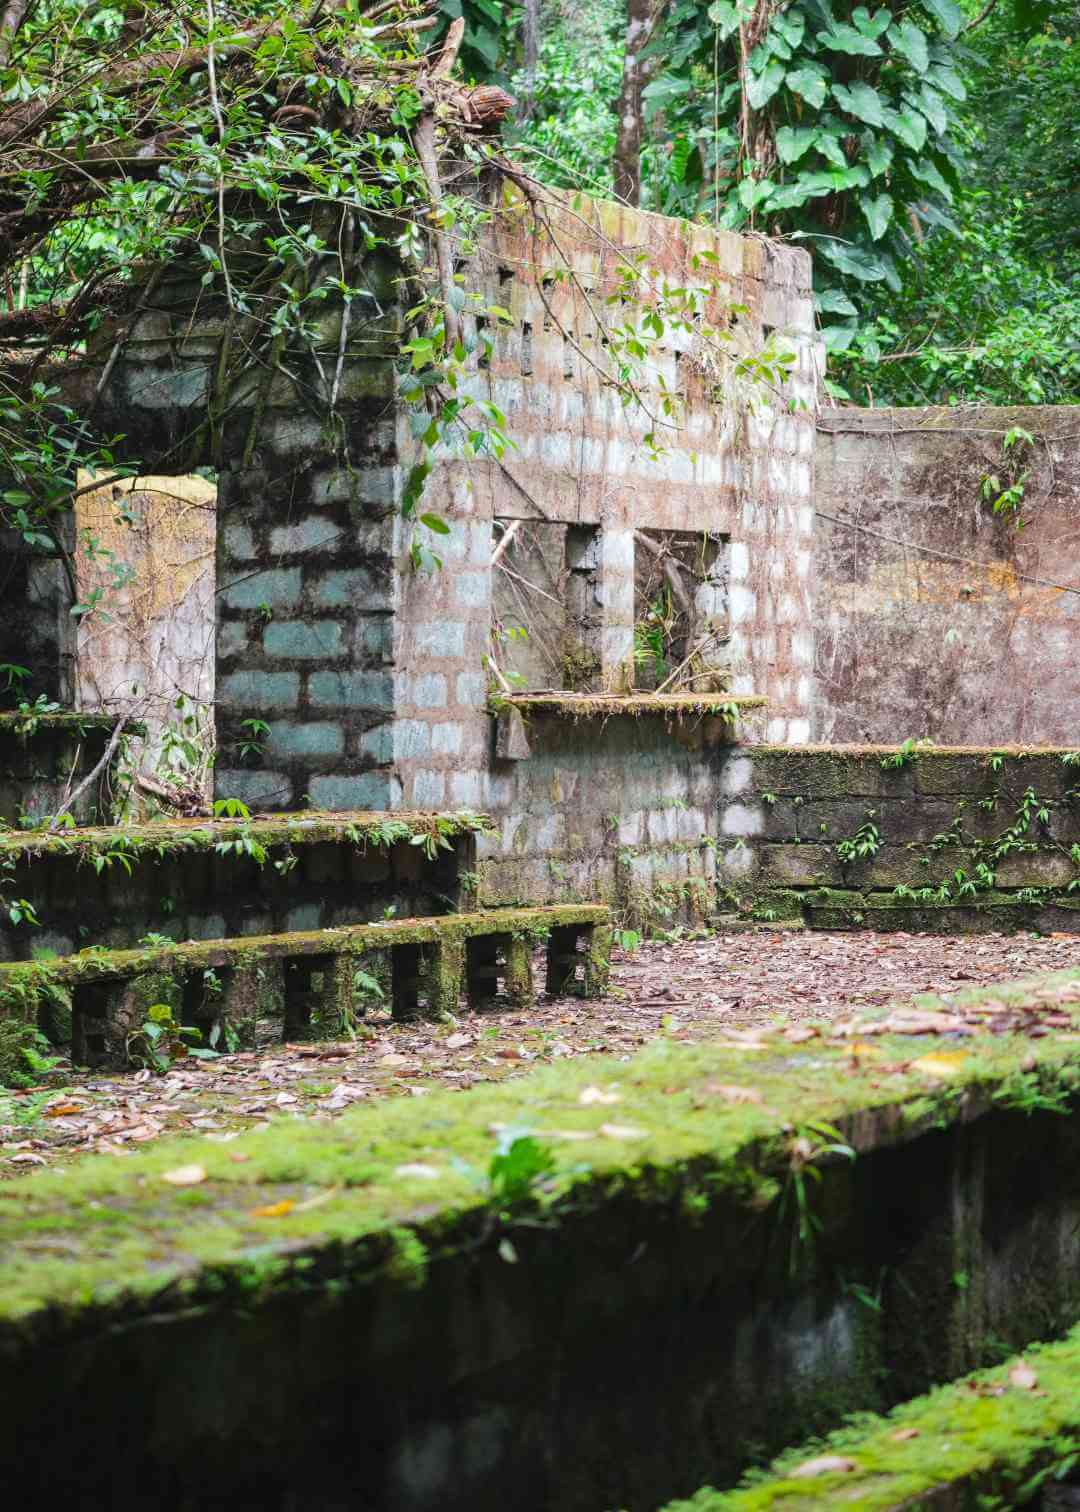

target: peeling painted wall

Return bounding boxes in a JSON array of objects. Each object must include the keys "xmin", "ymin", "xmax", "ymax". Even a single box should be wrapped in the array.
[
  {"xmin": 75, "ymin": 473, "xmax": 215, "ymax": 782},
  {"xmin": 815, "ymin": 407, "xmax": 1080, "ymax": 744}
]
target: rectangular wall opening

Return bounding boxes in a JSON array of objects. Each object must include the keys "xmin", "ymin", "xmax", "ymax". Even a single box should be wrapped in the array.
[
  {"xmin": 633, "ymin": 530, "xmax": 730, "ymax": 692},
  {"xmin": 490, "ymin": 521, "xmax": 601, "ymax": 692}
]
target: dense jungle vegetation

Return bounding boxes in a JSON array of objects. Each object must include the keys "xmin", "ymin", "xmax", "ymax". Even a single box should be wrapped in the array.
[{"xmin": 0, "ymin": 0, "xmax": 1076, "ymax": 567}]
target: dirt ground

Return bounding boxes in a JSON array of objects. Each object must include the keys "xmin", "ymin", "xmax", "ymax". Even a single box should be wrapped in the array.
[{"xmin": 4, "ymin": 925, "xmax": 1080, "ymax": 1176}]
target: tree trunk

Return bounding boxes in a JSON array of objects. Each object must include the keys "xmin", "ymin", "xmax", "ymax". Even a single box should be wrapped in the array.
[
  {"xmin": 612, "ymin": 0, "xmax": 665, "ymax": 206},
  {"xmin": 519, "ymin": 0, "xmax": 539, "ymax": 121}
]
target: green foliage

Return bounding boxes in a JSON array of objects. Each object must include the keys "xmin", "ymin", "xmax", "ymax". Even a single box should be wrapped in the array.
[{"xmin": 126, "ymin": 1002, "xmax": 218, "ymax": 1075}]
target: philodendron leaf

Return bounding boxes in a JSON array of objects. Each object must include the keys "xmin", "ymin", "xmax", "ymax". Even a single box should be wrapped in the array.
[
  {"xmin": 927, "ymin": 62, "xmax": 967, "ymax": 100},
  {"xmin": 860, "ymin": 191, "xmax": 894, "ymax": 240},
  {"xmin": 737, "ymin": 175, "xmax": 776, "ymax": 209},
  {"xmin": 746, "ymin": 61, "xmax": 786, "ymax": 109},
  {"xmin": 776, "ymin": 126, "xmax": 818, "ymax": 164},
  {"xmin": 815, "ymin": 287, "xmax": 858, "ymax": 316},
  {"xmin": 832, "ymin": 80, "xmax": 886, "ymax": 127},
  {"xmin": 910, "ymin": 156, "xmax": 953, "ymax": 199},
  {"xmin": 890, "ymin": 18, "xmax": 930, "ymax": 73},
  {"xmin": 851, "ymin": 6, "xmax": 891, "ymax": 37},
  {"xmin": 773, "ymin": 7, "xmax": 805, "ymax": 48},
  {"xmin": 915, "ymin": 83, "xmax": 948, "ymax": 133},
  {"xmin": 882, "ymin": 104, "xmax": 928, "ymax": 152},
  {"xmin": 862, "ymin": 133, "xmax": 893, "ymax": 176},
  {"xmin": 816, "ymin": 23, "xmax": 883, "ymax": 56},
  {"xmin": 818, "ymin": 239, "xmax": 890, "ymax": 282},
  {"xmin": 920, "ymin": 0, "xmax": 963, "ymax": 40},
  {"xmin": 785, "ymin": 64, "xmax": 829, "ymax": 109}
]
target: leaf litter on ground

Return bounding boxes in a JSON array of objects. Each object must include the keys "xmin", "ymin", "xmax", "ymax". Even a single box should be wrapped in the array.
[{"xmin": 3, "ymin": 926, "xmax": 1080, "ymax": 1177}]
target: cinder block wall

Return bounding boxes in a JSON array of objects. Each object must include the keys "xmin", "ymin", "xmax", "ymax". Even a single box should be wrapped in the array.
[
  {"xmin": 717, "ymin": 745, "xmax": 1080, "ymax": 932},
  {"xmin": 15, "ymin": 185, "xmax": 819, "ymax": 819}
]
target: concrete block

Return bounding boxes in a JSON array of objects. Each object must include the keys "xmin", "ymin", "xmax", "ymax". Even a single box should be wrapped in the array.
[
  {"xmin": 431, "ymin": 722, "xmax": 463, "ymax": 756},
  {"xmin": 269, "ymin": 517, "xmax": 342, "ymax": 556},
  {"xmin": 219, "ymin": 671, "xmax": 300, "ymax": 709},
  {"xmin": 223, "ymin": 524, "xmax": 256, "ymax": 560},
  {"xmin": 264, "ymin": 620, "xmax": 344, "ymax": 660},
  {"xmin": 415, "ymin": 622, "xmax": 465, "ymax": 657},
  {"xmin": 411, "ymin": 673, "xmax": 447, "ymax": 709},
  {"xmin": 266, "ymin": 721, "xmax": 345, "ymax": 759},
  {"xmin": 222, "ymin": 568, "xmax": 302, "ymax": 611},
  {"xmin": 450, "ymin": 771, "xmax": 483, "ymax": 808},
  {"xmin": 412, "ymin": 769, "xmax": 446, "ymax": 806},
  {"xmin": 396, "ymin": 719, "xmax": 430, "ymax": 758},
  {"xmin": 309, "ymin": 670, "xmax": 394, "ymax": 709},
  {"xmin": 307, "ymin": 771, "xmax": 396, "ymax": 810},
  {"xmin": 313, "ymin": 568, "xmax": 392, "ymax": 611},
  {"xmin": 720, "ymin": 803, "xmax": 764, "ymax": 838},
  {"xmin": 360, "ymin": 724, "xmax": 394, "ymax": 763}
]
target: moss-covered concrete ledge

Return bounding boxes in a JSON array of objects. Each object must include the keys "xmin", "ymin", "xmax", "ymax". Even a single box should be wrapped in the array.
[
  {"xmin": 0, "ymin": 810, "xmax": 488, "ymax": 962},
  {"xmin": 3, "ymin": 970, "xmax": 1080, "ymax": 1508},
  {"xmin": 500, "ymin": 692, "xmax": 766, "ymax": 720},
  {"xmin": 719, "ymin": 744, "xmax": 1080, "ymax": 933},
  {"xmin": 0, "ymin": 807, "xmax": 489, "ymax": 861},
  {"xmin": 0, "ymin": 712, "xmax": 146, "ymax": 828},
  {"xmin": 666, "ymin": 1322, "xmax": 1080, "ymax": 1510}
]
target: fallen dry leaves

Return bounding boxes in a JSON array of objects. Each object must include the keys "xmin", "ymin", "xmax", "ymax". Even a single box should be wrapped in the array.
[{"xmin": 3, "ymin": 926, "xmax": 1080, "ymax": 1178}]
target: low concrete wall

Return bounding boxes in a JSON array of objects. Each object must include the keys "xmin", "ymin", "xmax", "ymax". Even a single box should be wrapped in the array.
[
  {"xmin": 719, "ymin": 744, "xmax": 1080, "ymax": 931},
  {"xmin": 3, "ymin": 979, "xmax": 1080, "ymax": 1508},
  {"xmin": 479, "ymin": 704, "xmax": 744, "ymax": 929},
  {"xmin": 0, "ymin": 812, "xmax": 475, "ymax": 962},
  {"xmin": 0, "ymin": 713, "xmax": 124, "ymax": 826},
  {"xmin": 815, "ymin": 406, "xmax": 1080, "ymax": 744}
]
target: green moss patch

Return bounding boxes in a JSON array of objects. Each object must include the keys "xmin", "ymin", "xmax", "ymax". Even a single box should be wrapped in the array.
[
  {"xmin": 666, "ymin": 1323, "xmax": 1080, "ymax": 1510},
  {"xmin": 1, "ymin": 967, "xmax": 1080, "ymax": 1335},
  {"xmin": 499, "ymin": 693, "xmax": 766, "ymax": 718},
  {"xmin": 0, "ymin": 807, "xmax": 489, "ymax": 862}
]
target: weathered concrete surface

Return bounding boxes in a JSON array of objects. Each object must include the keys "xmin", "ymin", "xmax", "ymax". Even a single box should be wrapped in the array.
[
  {"xmin": 717, "ymin": 743, "xmax": 1080, "ymax": 932},
  {"xmin": 0, "ymin": 811, "xmax": 475, "ymax": 961},
  {"xmin": 815, "ymin": 406, "xmax": 1080, "ymax": 744},
  {"xmin": 2, "ymin": 988, "xmax": 1080, "ymax": 1510},
  {"xmin": 75, "ymin": 473, "xmax": 215, "ymax": 786},
  {"xmin": 0, "ymin": 713, "xmax": 126, "ymax": 826}
]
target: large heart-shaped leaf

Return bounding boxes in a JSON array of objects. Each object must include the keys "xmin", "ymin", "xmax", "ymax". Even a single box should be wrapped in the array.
[
  {"xmin": 927, "ymin": 63, "xmax": 967, "ymax": 100},
  {"xmin": 882, "ymin": 105, "xmax": 928, "ymax": 151},
  {"xmin": 822, "ymin": 321, "xmax": 858, "ymax": 352},
  {"xmin": 889, "ymin": 19, "xmax": 930, "ymax": 72},
  {"xmin": 815, "ymin": 287, "xmax": 858, "ymax": 315},
  {"xmin": 862, "ymin": 133, "xmax": 893, "ymax": 176},
  {"xmin": 860, "ymin": 191, "xmax": 894, "ymax": 240},
  {"xmin": 909, "ymin": 156, "xmax": 953, "ymax": 199},
  {"xmin": 798, "ymin": 164, "xmax": 871, "ymax": 193},
  {"xmin": 773, "ymin": 8, "xmax": 806, "ymax": 49},
  {"xmin": 706, "ymin": 0, "xmax": 741, "ymax": 38},
  {"xmin": 767, "ymin": 182, "xmax": 815, "ymax": 209},
  {"xmin": 851, "ymin": 6, "xmax": 891, "ymax": 37},
  {"xmin": 816, "ymin": 23, "xmax": 882, "ymax": 54},
  {"xmin": 785, "ymin": 64, "xmax": 829, "ymax": 109},
  {"xmin": 914, "ymin": 83, "xmax": 948, "ymax": 133},
  {"xmin": 818, "ymin": 239, "xmax": 890, "ymax": 282},
  {"xmin": 738, "ymin": 176, "xmax": 776, "ymax": 210},
  {"xmin": 920, "ymin": 0, "xmax": 963, "ymax": 40},
  {"xmin": 815, "ymin": 125, "xmax": 849, "ymax": 167},
  {"xmin": 776, "ymin": 126, "xmax": 818, "ymax": 164},
  {"xmin": 832, "ymin": 81, "xmax": 886, "ymax": 127},
  {"xmin": 746, "ymin": 61, "xmax": 787, "ymax": 108}
]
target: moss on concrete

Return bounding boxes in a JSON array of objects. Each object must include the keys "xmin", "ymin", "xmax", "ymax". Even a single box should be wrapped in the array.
[
  {"xmin": 0, "ymin": 808, "xmax": 489, "ymax": 863},
  {"xmin": 0, "ymin": 967, "xmax": 1079, "ymax": 1330},
  {"xmin": 501, "ymin": 693, "xmax": 765, "ymax": 719},
  {"xmin": 665, "ymin": 1322, "xmax": 1080, "ymax": 1510}
]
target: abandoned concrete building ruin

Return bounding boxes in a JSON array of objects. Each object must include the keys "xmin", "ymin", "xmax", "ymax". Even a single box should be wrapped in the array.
[{"xmin": 3, "ymin": 168, "xmax": 1080, "ymax": 1512}]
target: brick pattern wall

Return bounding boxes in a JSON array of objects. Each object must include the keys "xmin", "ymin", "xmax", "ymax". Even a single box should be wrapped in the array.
[
  {"xmin": 718, "ymin": 745, "xmax": 1080, "ymax": 932},
  {"xmin": 32, "ymin": 188, "xmax": 820, "ymax": 816}
]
